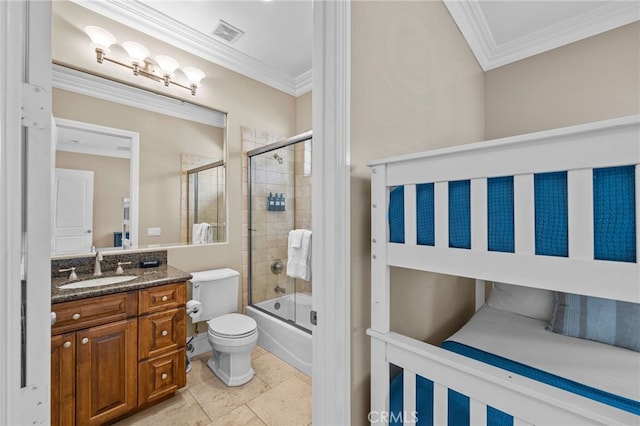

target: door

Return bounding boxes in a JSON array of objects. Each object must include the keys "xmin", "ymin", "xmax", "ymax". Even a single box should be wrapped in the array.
[
  {"xmin": 76, "ymin": 319, "xmax": 137, "ymax": 426},
  {"xmin": 53, "ymin": 168, "xmax": 94, "ymax": 255}
]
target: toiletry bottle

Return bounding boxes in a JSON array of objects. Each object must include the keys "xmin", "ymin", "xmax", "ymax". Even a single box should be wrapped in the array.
[
  {"xmin": 280, "ymin": 193, "xmax": 286, "ymax": 211},
  {"xmin": 268, "ymin": 192, "xmax": 274, "ymax": 210}
]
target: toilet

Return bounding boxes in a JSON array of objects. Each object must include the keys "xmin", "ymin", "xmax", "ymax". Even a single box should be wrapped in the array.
[{"xmin": 189, "ymin": 268, "xmax": 258, "ymax": 386}]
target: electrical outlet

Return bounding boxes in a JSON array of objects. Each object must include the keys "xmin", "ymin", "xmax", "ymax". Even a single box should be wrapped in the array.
[{"xmin": 147, "ymin": 227, "xmax": 161, "ymax": 237}]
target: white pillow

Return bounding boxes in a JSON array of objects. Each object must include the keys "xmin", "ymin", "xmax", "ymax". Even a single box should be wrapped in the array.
[{"xmin": 486, "ymin": 282, "xmax": 555, "ymax": 321}]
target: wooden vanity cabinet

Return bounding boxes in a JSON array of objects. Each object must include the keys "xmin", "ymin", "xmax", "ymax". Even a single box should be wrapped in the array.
[{"xmin": 51, "ymin": 282, "xmax": 187, "ymax": 425}]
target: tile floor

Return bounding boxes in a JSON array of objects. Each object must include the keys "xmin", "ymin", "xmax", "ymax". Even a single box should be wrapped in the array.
[{"xmin": 115, "ymin": 346, "xmax": 312, "ymax": 426}]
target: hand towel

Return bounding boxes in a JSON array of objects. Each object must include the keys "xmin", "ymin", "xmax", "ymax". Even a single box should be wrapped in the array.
[
  {"xmin": 287, "ymin": 229, "xmax": 312, "ymax": 281},
  {"xmin": 289, "ymin": 229, "xmax": 305, "ymax": 248},
  {"xmin": 192, "ymin": 223, "xmax": 211, "ymax": 244}
]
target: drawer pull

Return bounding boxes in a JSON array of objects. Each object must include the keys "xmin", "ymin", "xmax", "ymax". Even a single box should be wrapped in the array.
[
  {"xmin": 161, "ymin": 330, "xmax": 168, "ymax": 337},
  {"xmin": 161, "ymin": 296, "xmax": 168, "ymax": 302},
  {"xmin": 81, "ymin": 337, "xmax": 89, "ymax": 345},
  {"xmin": 72, "ymin": 313, "xmax": 81, "ymax": 320},
  {"xmin": 161, "ymin": 373, "xmax": 168, "ymax": 380},
  {"xmin": 63, "ymin": 341, "xmax": 72, "ymax": 348}
]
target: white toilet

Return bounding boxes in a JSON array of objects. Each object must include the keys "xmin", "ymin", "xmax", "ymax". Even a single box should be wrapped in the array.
[{"xmin": 190, "ymin": 268, "xmax": 258, "ymax": 386}]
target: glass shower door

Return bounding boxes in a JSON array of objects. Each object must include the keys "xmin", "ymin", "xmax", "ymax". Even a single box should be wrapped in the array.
[{"xmin": 248, "ymin": 136, "xmax": 312, "ymax": 331}]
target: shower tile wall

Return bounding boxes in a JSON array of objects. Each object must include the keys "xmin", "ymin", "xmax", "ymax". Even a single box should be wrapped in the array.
[
  {"xmin": 242, "ymin": 126, "xmax": 316, "ymax": 312},
  {"xmin": 180, "ymin": 153, "xmax": 225, "ymax": 244}
]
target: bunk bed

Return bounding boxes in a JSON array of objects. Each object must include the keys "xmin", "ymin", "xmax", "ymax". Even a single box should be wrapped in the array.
[{"xmin": 367, "ymin": 116, "xmax": 640, "ymax": 425}]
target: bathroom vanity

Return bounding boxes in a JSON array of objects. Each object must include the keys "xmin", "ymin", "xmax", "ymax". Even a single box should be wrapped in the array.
[{"xmin": 50, "ymin": 251, "xmax": 191, "ymax": 425}]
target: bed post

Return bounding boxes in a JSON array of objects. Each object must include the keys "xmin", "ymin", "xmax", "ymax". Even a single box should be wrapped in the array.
[
  {"xmin": 475, "ymin": 279, "xmax": 486, "ymax": 311},
  {"xmin": 370, "ymin": 163, "xmax": 390, "ymax": 424}
]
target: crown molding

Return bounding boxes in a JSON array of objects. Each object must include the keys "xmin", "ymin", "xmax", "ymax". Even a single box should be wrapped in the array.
[
  {"xmin": 295, "ymin": 69, "xmax": 313, "ymax": 96},
  {"xmin": 444, "ymin": 0, "xmax": 640, "ymax": 71},
  {"xmin": 52, "ymin": 64, "xmax": 226, "ymax": 128},
  {"xmin": 72, "ymin": 0, "xmax": 310, "ymax": 97}
]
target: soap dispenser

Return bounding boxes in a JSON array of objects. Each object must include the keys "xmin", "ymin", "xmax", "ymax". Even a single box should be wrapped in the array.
[{"xmin": 268, "ymin": 192, "xmax": 275, "ymax": 211}]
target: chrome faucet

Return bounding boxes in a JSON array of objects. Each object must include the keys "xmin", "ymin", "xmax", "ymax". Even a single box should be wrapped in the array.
[
  {"xmin": 93, "ymin": 251, "xmax": 103, "ymax": 276},
  {"xmin": 59, "ymin": 267, "xmax": 77, "ymax": 281},
  {"xmin": 274, "ymin": 285, "xmax": 286, "ymax": 295}
]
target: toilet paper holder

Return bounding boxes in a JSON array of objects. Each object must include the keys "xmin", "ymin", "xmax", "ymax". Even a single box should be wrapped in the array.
[{"xmin": 186, "ymin": 300, "xmax": 202, "ymax": 318}]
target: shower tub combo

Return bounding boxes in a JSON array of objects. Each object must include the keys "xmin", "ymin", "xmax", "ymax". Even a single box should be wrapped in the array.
[{"xmin": 246, "ymin": 131, "xmax": 313, "ymax": 377}]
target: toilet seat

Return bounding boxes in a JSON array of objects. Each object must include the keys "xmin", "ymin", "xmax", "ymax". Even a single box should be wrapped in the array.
[{"xmin": 208, "ymin": 313, "xmax": 257, "ymax": 339}]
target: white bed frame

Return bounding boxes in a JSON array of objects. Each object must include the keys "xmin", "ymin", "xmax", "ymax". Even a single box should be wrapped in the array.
[{"xmin": 367, "ymin": 116, "xmax": 640, "ymax": 425}]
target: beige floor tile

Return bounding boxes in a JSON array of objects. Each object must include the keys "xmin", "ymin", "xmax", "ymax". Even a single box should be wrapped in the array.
[
  {"xmin": 113, "ymin": 387, "xmax": 211, "ymax": 426},
  {"xmin": 252, "ymin": 352, "xmax": 298, "ymax": 387},
  {"xmin": 252, "ymin": 345, "xmax": 268, "ymax": 360},
  {"xmin": 189, "ymin": 375, "xmax": 270, "ymax": 421},
  {"xmin": 247, "ymin": 376, "xmax": 312, "ymax": 426},
  {"xmin": 188, "ymin": 353, "xmax": 216, "ymax": 387},
  {"xmin": 295, "ymin": 372, "xmax": 312, "ymax": 386},
  {"xmin": 210, "ymin": 405, "xmax": 266, "ymax": 426}
]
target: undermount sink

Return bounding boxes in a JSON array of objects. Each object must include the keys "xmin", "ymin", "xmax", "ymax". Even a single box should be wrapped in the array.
[{"xmin": 58, "ymin": 275, "xmax": 138, "ymax": 290}]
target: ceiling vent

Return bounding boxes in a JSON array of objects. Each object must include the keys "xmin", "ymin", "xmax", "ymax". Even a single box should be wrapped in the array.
[{"xmin": 211, "ymin": 20, "xmax": 245, "ymax": 44}]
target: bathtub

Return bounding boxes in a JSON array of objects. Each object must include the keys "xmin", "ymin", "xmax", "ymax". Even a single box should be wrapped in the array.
[{"xmin": 246, "ymin": 293, "xmax": 312, "ymax": 376}]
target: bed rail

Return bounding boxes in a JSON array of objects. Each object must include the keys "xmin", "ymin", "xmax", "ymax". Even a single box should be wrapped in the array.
[
  {"xmin": 370, "ymin": 116, "xmax": 639, "ymax": 309},
  {"xmin": 368, "ymin": 116, "xmax": 640, "ymax": 425},
  {"xmin": 368, "ymin": 330, "xmax": 638, "ymax": 426}
]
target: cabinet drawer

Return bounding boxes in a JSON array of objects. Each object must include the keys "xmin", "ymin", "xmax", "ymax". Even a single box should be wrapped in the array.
[
  {"xmin": 139, "ymin": 308, "xmax": 186, "ymax": 360},
  {"xmin": 138, "ymin": 348, "xmax": 186, "ymax": 406},
  {"xmin": 138, "ymin": 283, "xmax": 186, "ymax": 314},
  {"xmin": 52, "ymin": 292, "xmax": 137, "ymax": 334}
]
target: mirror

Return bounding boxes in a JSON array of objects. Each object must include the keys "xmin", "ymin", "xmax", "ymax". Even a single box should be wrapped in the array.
[{"xmin": 51, "ymin": 67, "xmax": 227, "ymax": 256}]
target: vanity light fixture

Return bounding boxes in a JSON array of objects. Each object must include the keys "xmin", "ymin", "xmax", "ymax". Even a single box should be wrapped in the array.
[{"xmin": 84, "ymin": 25, "xmax": 206, "ymax": 96}]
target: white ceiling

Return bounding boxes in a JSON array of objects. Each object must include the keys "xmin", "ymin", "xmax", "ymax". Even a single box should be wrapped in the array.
[
  {"xmin": 72, "ymin": 0, "xmax": 639, "ymax": 96},
  {"xmin": 56, "ymin": 124, "xmax": 132, "ymax": 159}
]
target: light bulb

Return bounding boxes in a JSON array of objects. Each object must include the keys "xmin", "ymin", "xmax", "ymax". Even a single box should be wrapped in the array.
[
  {"xmin": 84, "ymin": 26, "xmax": 117, "ymax": 52},
  {"xmin": 122, "ymin": 41, "xmax": 150, "ymax": 66},
  {"xmin": 183, "ymin": 67, "xmax": 205, "ymax": 85},
  {"xmin": 155, "ymin": 55, "xmax": 180, "ymax": 76}
]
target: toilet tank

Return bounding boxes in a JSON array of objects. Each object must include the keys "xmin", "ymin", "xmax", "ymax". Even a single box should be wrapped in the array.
[{"xmin": 190, "ymin": 268, "xmax": 240, "ymax": 321}]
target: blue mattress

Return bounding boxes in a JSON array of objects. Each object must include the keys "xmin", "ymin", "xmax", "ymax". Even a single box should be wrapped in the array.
[
  {"xmin": 388, "ymin": 166, "xmax": 636, "ymax": 262},
  {"xmin": 389, "ymin": 341, "xmax": 640, "ymax": 426}
]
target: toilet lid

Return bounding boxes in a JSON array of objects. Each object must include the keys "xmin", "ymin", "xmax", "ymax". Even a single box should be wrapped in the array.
[{"xmin": 208, "ymin": 313, "xmax": 257, "ymax": 338}]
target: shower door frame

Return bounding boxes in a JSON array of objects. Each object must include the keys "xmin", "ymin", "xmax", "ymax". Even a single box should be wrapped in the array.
[
  {"xmin": 186, "ymin": 159, "xmax": 225, "ymax": 244},
  {"xmin": 247, "ymin": 130, "xmax": 312, "ymax": 331}
]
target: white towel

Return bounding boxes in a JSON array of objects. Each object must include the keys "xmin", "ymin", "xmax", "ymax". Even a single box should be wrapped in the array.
[
  {"xmin": 192, "ymin": 223, "xmax": 212, "ymax": 244},
  {"xmin": 287, "ymin": 229, "xmax": 312, "ymax": 281},
  {"xmin": 289, "ymin": 229, "xmax": 305, "ymax": 248}
]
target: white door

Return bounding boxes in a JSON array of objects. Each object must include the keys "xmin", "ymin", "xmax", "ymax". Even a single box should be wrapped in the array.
[{"xmin": 53, "ymin": 168, "xmax": 94, "ymax": 255}]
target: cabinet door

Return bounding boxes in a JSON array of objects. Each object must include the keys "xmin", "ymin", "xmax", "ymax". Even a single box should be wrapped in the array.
[
  {"xmin": 51, "ymin": 333, "xmax": 75, "ymax": 426},
  {"xmin": 76, "ymin": 319, "xmax": 138, "ymax": 426},
  {"xmin": 139, "ymin": 308, "xmax": 186, "ymax": 360}
]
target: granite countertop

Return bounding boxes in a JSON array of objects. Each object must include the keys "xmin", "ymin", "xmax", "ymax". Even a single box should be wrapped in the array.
[{"xmin": 51, "ymin": 265, "xmax": 193, "ymax": 304}]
